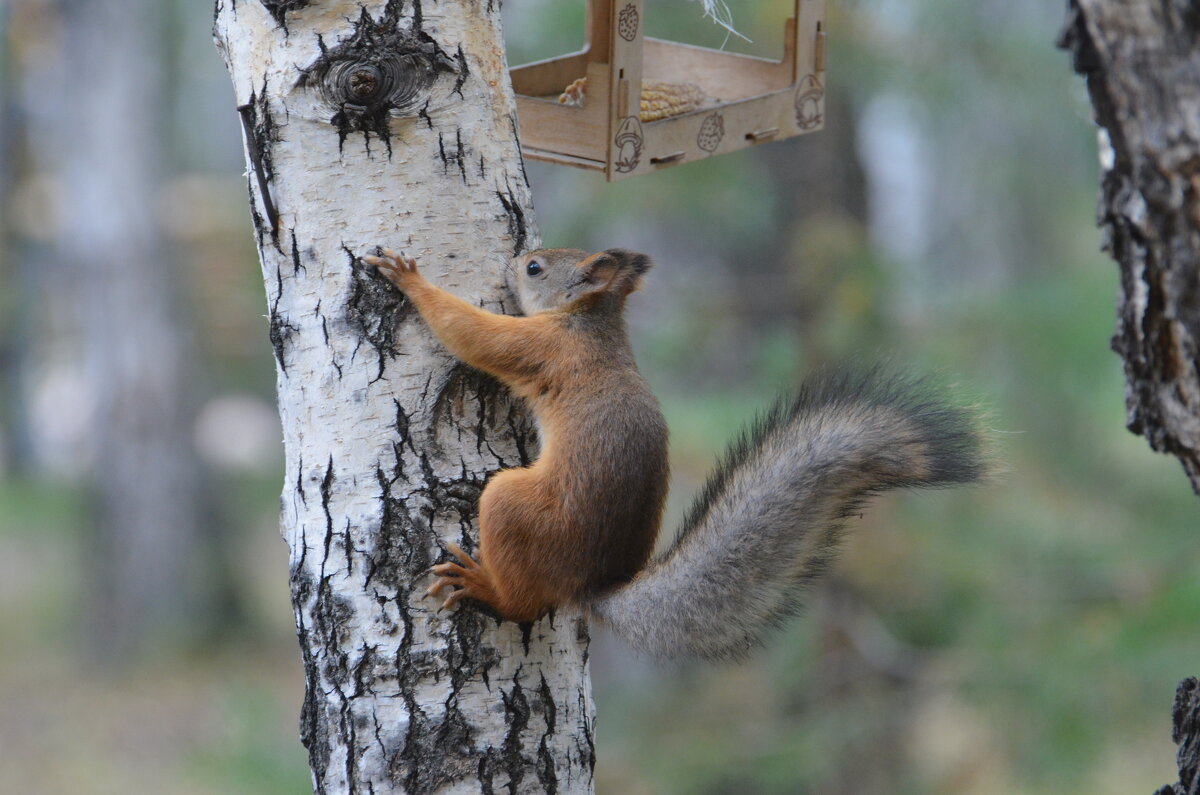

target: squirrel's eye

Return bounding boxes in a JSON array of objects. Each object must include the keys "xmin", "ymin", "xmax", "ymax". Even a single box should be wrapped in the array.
[{"xmin": 526, "ymin": 261, "xmax": 543, "ymax": 277}]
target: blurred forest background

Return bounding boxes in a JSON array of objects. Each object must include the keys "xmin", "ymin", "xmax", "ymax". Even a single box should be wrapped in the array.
[{"xmin": 1, "ymin": 0, "xmax": 1197, "ymax": 793}]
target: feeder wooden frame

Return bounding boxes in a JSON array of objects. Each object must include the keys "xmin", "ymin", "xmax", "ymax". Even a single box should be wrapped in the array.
[{"xmin": 509, "ymin": 0, "xmax": 827, "ymax": 181}]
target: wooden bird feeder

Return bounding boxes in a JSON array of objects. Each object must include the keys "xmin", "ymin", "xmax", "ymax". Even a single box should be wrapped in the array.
[{"xmin": 509, "ymin": 0, "xmax": 827, "ymax": 181}]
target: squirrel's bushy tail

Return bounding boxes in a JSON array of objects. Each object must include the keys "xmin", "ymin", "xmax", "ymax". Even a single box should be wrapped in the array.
[{"xmin": 589, "ymin": 367, "xmax": 985, "ymax": 661}]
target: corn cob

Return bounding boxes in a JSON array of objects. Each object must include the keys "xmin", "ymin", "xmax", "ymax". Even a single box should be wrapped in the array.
[{"xmin": 557, "ymin": 77, "xmax": 709, "ymax": 121}]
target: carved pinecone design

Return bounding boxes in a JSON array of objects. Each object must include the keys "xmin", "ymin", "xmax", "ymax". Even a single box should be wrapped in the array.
[{"xmin": 697, "ymin": 112, "xmax": 724, "ymax": 152}]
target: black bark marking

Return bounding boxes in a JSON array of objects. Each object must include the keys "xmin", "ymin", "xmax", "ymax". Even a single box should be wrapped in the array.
[
  {"xmin": 321, "ymin": 456, "xmax": 335, "ymax": 555},
  {"xmin": 519, "ymin": 622, "xmax": 533, "ymax": 656},
  {"xmin": 495, "ymin": 185, "xmax": 528, "ymax": 257},
  {"xmin": 431, "ymin": 364, "xmax": 535, "ymax": 467},
  {"xmin": 419, "ymin": 99, "xmax": 433, "ymax": 129},
  {"xmin": 239, "ymin": 84, "xmax": 281, "ymax": 248},
  {"xmin": 478, "ymin": 756, "xmax": 496, "ymax": 795},
  {"xmin": 456, "ymin": 129, "xmax": 468, "ymax": 183},
  {"xmin": 535, "ymin": 673, "xmax": 558, "ymax": 794},
  {"xmin": 451, "ymin": 44, "xmax": 469, "ymax": 99},
  {"xmin": 311, "ymin": 458, "xmax": 360, "ymax": 728},
  {"xmin": 509, "ymin": 112, "xmax": 532, "ymax": 190},
  {"xmin": 498, "ymin": 670, "xmax": 532, "ymax": 792},
  {"xmin": 293, "ymin": 554, "xmax": 335, "ymax": 794},
  {"xmin": 268, "ymin": 259, "xmax": 296, "ymax": 373},
  {"xmin": 577, "ymin": 687, "xmax": 596, "ymax": 781},
  {"xmin": 537, "ymin": 673, "xmax": 556, "ymax": 736},
  {"xmin": 343, "ymin": 518, "xmax": 356, "ymax": 577},
  {"xmin": 312, "ymin": 298, "xmax": 326, "ymax": 344},
  {"xmin": 575, "ymin": 616, "xmax": 589, "ymax": 667},
  {"xmin": 290, "ymin": 227, "xmax": 308, "ymax": 275},
  {"xmin": 508, "ymin": 408, "xmax": 533, "ymax": 467},
  {"xmin": 297, "ymin": 454, "xmax": 307, "ymax": 505},
  {"xmin": 238, "ymin": 103, "xmax": 280, "ymax": 235},
  {"xmin": 297, "ymin": 4, "xmax": 459, "ymax": 155},
  {"xmin": 435, "ymin": 129, "xmax": 470, "ymax": 184},
  {"xmin": 393, "ymin": 397, "xmax": 419, "ymax": 460},
  {"xmin": 314, "ymin": 298, "xmax": 346, "ymax": 378},
  {"xmin": 366, "ymin": 462, "xmax": 434, "ymax": 590},
  {"xmin": 345, "ymin": 245, "xmax": 409, "ymax": 383},
  {"xmin": 259, "ymin": 0, "xmax": 309, "ymax": 30}
]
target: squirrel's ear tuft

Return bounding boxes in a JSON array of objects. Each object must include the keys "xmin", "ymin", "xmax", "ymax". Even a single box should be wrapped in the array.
[
  {"xmin": 580, "ymin": 248, "xmax": 652, "ymax": 295},
  {"xmin": 602, "ymin": 249, "xmax": 653, "ymax": 277}
]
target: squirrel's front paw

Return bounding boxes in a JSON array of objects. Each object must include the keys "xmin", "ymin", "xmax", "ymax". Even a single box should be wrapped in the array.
[{"xmin": 363, "ymin": 248, "xmax": 422, "ymax": 291}]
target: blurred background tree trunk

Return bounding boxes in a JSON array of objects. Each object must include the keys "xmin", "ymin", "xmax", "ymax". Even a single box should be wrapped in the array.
[
  {"xmin": 18, "ymin": 0, "xmax": 207, "ymax": 660},
  {"xmin": 0, "ymin": 2, "xmax": 16, "ymax": 473},
  {"xmin": 214, "ymin": 1, "xmax": 593, "ymax": 790},
  {"xmin": 1060, "ymin": 0, "xmax": 1200, "ymax": 495}
]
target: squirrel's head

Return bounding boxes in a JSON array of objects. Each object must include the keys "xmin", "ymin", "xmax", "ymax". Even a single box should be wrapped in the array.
[{"xmin": 506, "ymin": 248, "xmax": 653, "ymax": 315}]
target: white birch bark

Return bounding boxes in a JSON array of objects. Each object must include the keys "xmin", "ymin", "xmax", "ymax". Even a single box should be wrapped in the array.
[{"xmin": 214, "ymin": 2, "xmax": 595, "ymax": 791}]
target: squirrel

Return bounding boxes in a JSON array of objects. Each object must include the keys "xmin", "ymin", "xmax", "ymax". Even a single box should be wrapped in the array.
[{"xmin": 362, "ymin": 247, "xmax": 985, "ymax": 661}]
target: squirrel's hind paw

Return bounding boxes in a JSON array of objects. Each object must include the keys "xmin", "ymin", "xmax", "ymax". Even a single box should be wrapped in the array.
[{"xmin": 426, "ymin": 544, "xmax": 497, "ymax": 612}]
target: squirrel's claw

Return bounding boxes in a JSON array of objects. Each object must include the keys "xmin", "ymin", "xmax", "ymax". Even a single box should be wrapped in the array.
[
  {"xmin": 445, "ymin": 543, "xmax": 479, "ymax": 568},
  {"xmin": 426, "ymin": 576, "xmax": 457, "ymax": 597},
  {"xmin": 440, "ymin": 590, "xmax": 468, "ymax": 611},
  {"xmin": 363, "ymin": 249, "xmax": 419, "ymax": 281},
  {"xmin": 425, "ymin": 544, "xmax": 497, "ymax": 614}
]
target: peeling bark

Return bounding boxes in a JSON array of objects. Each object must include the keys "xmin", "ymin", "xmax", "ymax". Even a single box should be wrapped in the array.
[
  {"xmin": 1059, "ymin": 1, "xmax": 1200, "ymax": 493},
  {"xmin": 215, "ymin": 1, "xmax": 594, "ymax": 791}
]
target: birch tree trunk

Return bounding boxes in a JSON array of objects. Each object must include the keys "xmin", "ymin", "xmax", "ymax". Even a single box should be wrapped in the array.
[
  {"xmin": 1059, "ymin": 0, "xmax": 1200, "ymax": 494},
  {"xmin": 214, "ymin": 2, "xmax": 594, "ymax": 791}
]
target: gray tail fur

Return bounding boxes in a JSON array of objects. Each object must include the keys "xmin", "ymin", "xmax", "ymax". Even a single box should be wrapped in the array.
[{"xmin": 589, "ymin": 366, "xmax": 986, "ymax": 661}]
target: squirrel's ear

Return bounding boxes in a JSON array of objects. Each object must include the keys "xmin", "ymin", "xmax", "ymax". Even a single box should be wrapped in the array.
[{"xmin": 578, "ymin": 249, "xmax": 653, "ymax": 296}]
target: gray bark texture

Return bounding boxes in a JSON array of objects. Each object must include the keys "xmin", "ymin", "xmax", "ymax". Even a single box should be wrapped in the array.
[
  {"xmin": 1059, "ymin": 5, "xmax": 1200, "ymax": 792},
  {"xmin": 1059, "ymin": 0, "xmax": 1200, "ymax": 493},
  {"xmin": 214, "ymin": 1, "xmax": 594, "ymax": 792},
  {"xmin": 1153, "ymin": 678, "xmax": 1200, "ymax": 795}
]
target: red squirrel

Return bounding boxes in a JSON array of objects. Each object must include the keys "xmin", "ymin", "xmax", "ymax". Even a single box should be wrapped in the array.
[{"xmin": 364, "ymin": 248, "xmax": 984, "ymax": 660}]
